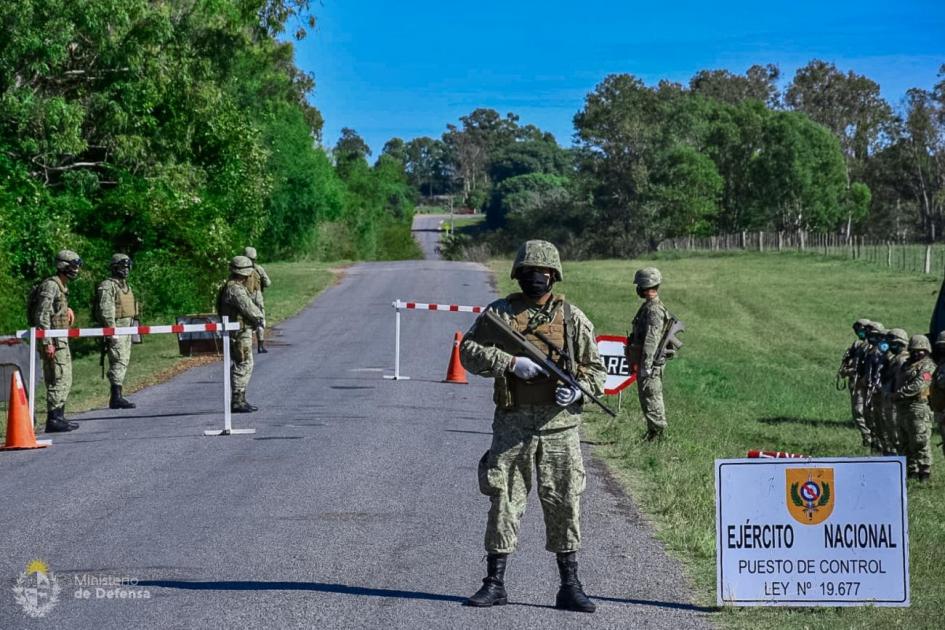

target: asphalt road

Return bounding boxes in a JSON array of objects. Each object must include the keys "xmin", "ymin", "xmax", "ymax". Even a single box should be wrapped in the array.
[{"xmin": 0, "ymin": 218, "xmax": 713, "ymax": 629}]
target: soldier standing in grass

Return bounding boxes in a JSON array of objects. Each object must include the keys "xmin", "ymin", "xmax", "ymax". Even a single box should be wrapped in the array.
[
  {"xmin": 862, "ymin": 322, "xmax": 888, "ymax": 454},
  {"xmin": 217, "ymin": 256, "xmax": 264, "ymax": 413},
  {"xmin": 244, "ymin": 246, "xmax": 271, "ymax": 354},
  {"xmin": 893, "ymin": 335, "xmax": 935, "ymax": 481},
  {"xmin": 95, "ymin": 254, "xmax": 138, "ymax": 410},
  {"xmin": 626, "ymin": 267, "xmax": 671, "ymax": 441},
  {"xmin": 459, "ymin": 240, "xmax": 606, "ymax": 613},
  {"xmin": 928, "ymin": 332, "xmax": 945, "ymax": 460},
  {"xmin": 838, "ymin": 319, "xmax": 873, "ymax": 447},
  {"xmin": 880, "ymin": 328, "xmax": 909, "ymax": 456},
  {"xmin": 31, "ymin": 250, "xmax": 82, "ymax": 433}
]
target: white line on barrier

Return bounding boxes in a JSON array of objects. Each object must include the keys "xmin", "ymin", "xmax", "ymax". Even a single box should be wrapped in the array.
[{"xmin": 385, "ymin": 299, "xmax": 485, "ymax": 380}]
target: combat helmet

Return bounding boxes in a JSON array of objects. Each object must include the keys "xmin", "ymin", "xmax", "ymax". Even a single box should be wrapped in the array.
[
  {"xmin": 110, "ymin": 253, "xmax": 132, "ymax": 268},
  {"xmin": 511, "ymin": 240, "xmax": 562, "ymax": 281},
  {"xmin": 55, "ymin": 250, "xmax": 82, "ymax": 278},
  {"xmin": 886, "ymin": 328, "xmax": 909, "ymax": 347},
  {"xmin": 229, "ymin": 255, "xmax": 254, "ymax": 277},
  {"xmin": 634, "ymin": 267, "xmax": 662, "ymax": 289},
  {"xmin": 853, "ymin": 318, "xmax": 871, "ymax": 330},
  {"xmin": 244, "ymin": 246, "xmax": 257, "ymax": 261},
  {"xmin": 908, "ymin": 334, "xmax": 932, "ymax": 353}
]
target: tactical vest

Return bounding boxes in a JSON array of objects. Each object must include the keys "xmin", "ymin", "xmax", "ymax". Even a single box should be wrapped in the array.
[
  {"xmin": 47, "ymin": 277, "xmax": 70, "ymax": 328},
  {"xmin": 245, "ymin": 270, "xmax": 261, "ymax": 295},
  {"xmin": 507, "ymin": 295, "xmax": 568, "ymax": 406},
  {"xmin": 113, "ymin": 279, "xmax": 137, "ymax": 318},
  {"xmin": 217, "ymin": 280, "xmax": 246, "ymax": 325}
]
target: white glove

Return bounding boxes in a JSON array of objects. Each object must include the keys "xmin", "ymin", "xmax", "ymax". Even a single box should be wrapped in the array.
[
  {"xmin": 555, "ymin": 385, "xmax": 582, "ymax": 407},
  {"xmin": 510, "ymin": 356, "xmax": 547, "ymax": 380}
]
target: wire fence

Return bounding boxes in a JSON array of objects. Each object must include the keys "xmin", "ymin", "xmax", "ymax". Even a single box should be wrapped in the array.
[{"xmin": 658, "ymin": 231, "xmax": 945, "ymax": 275}]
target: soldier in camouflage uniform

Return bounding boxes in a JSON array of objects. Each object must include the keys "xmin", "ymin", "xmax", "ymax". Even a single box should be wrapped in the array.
[
  {"xmin": 862, "ymin": 323, "xmax": 888, "ymax": 453},
  {"xmin": 459, "ymin": 240, "xmax": 606, "ymax": 613},
  {"xmin": 879, "ymin": 328, "xmax": 909, "ymax": 456},
  {"xmin": 244, "ymin": 246, "xmax": 271, "ymax": 354},
  {"xmin": 217, "ymin": 256, "xmax": 264, "ymax": 413},
  {"xmin": 838, "ymin": 319, "xmax": 872, "ymax": 447},
  {"xmin": 95, "ymin": 254, "xmax": 138, "ymax": 409},
  {"xmin": 626, "ymin": 267, "xmax": 671, "ymax": 441},
  {"xmin": 929, "ymin": 331, "xmax": 945, "ymax": 460},
  {"xmin": 32, "ymin": 250, "xmax": 82, "ymax": 433},
  {"xmin": 893, "ymin": 334, "xmax": 935, "ymax": 481}
]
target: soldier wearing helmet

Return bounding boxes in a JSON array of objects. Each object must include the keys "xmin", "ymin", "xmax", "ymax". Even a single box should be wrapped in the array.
[
  {"xmin": 862, "ymin": 322, "xmax": 889, "ymax": 453},
  {"xmin": 879, "ymin": 328, "xmax": 909, "ymax": 456},
  {"xmin": 459, "ymin": 240, "xmax": 606, "ymax": 613},
  {"xmin": 217, "ymin": 255, "xmax": 264, "ymax": 413},
  {"xmin": 929, "ymin": 331, "xmax": 945, "ymax": 460},
  {"xmin": 95, "ymin": 254, "xmax": 139, "ymax": 410},
  {"xmin": 893, "ymin": 334, "xmax": 935, "ymax": 481},
  {"xmin": 626, "ymin": 267, "xmax": 671, "ymax": 441},
  {"xmin": 29, "ymin": 250, "xmax": 82, "ymax": 433},
  {"xmin": 243, "ymin": 246, "xmax": 271, "ymax": 354},
  {"xmin": 838, "ymin": 319, "xmax": 874, "ymax": 447}
]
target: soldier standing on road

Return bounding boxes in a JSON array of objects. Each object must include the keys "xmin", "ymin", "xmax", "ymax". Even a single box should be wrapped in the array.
[
  {"xmin": 459, "ymin": 240, "xmax": 606, "ymax": 613},
  {"xmin": 31, "ymin": 250, "xmax": 82, "ymax": 433},
  {"xmin": 862, "ymin": 323, "xmax": 888, "ymax": 454},
  {"xmin": 929, "ymin": 332, "xmax": 945, "ymax": 460},
  {"xmin": 893, "ymin": 334, "xmax": 935, "ymax": 481},
  {"xmin": 95, "ymin": 254, "xmax": 139, "ymax": 409},
  {"xmin": 880, "ymin": 328, "xmax": 909, "ymax": 456},
  {"xmin": 244, "ymin": 246, "xmax": 271, "ymax": 354},
  {"xmin": 626, "ymin": 267, "xmax": 671, "ymax": 441},
  {"xmin": 217, "ymin": 256, "xmax": 264, "ymax": 413},
  {"xmin": 838, "ymin": 319, "xmax": 872, "ymax": 447}
]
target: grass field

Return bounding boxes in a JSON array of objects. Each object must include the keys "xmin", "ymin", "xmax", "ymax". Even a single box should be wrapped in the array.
[
  {"xmin": 492, "ymin": 252, "xmax": 945, "ymax": 629},
  {"xmin": 2, "ymin": 261, "xmax": 341, "ymax": 435}
]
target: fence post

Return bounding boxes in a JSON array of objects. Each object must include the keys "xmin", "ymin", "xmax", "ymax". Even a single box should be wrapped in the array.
[
  {"xmin": 758, "ymin": 231, "xmax": 764, "ymax": 252},
  {"xmin": 887, "ymin": 242, "xmax": 892, "ymax": 267},
  {"xmin": 924, "ymin": 245, "xmax": 932, "ymax": 274},
  {"xmin": 799, "ymin": 230, "xmax": 806, "ymax": 252}
]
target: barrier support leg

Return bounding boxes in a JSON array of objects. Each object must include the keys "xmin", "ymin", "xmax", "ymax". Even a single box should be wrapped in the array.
[
  {"xmin": 205, "ymin": 316, "xmax": 255, "ymax": 436},
  {"xmin": 384, "ymin": 304, "xmax": 410, "ymax": 381},
  {"xmin": 28, "ymin": 327, "xmax": 36, "ymax": 425}
]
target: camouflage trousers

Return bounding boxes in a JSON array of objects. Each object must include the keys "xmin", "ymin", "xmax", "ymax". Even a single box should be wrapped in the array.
[
  {"xmin": 865, "ymin": 396, "xmax": 883, "ymax": 452},
  {"xmin": 637, "ymin": 366, "xmax": 666, "ymax": 433},
  {"xmin": 230, "ymin": 328, "xmax": 254, "ymax": 393},
  {"xmin": 42, "ymin": 341, "xmax": 72, "ymax": 410},
  {"xmin": 897, "ymin": 400, "xmax": 932, "ymax": 475},
  {"xmin": 106, "ymin": 317, "xmax": 134, "ymax": 386},
  {"xmin": 849, "ymin": 386, "xmax": 871, "ymax": 446},
  {"xmin": 879, "ymin": 394, "xmax": 901, "ymax": 455},
  {"xmin": 478, "ymin": 407, "xmax": 586, "ymax": 554}
]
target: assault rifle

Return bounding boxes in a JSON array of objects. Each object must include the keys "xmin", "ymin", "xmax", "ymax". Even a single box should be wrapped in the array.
[
  {"xmin": 482, "ymin": 310, "xmax": 617, "ymax": 418},
  {"xmin": 863, "ymin": 351, "xmax": 885, "ymax": 408},
  {"xmin": 835, "ymin": 342, "xmax": 861, "ymax": 391},
  {"xmin": 654, "ymin": 317, "xmax": 685, "ymax": 365}
]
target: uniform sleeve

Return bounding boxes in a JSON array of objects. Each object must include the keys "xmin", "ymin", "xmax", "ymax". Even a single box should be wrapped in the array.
[
  {"xmin": 898, "ymin": 361, "xmax": 934, "ymax": 399},
  {"xmin": 570, "ymin": 307, "xmax": 606, "ymax": 397},
  {"xmin": 232, "ymin": 285, "xmax": 264, "ymax": 327},
  {"xmin": 256, "ymin": 265, "xmax": 271, "ymax": 289},
  {"xmin": 97, "ymin": 281, "xmax": 117, "ymax": 327},
  {"xmin": 460, "ymin": 303, "xmax": 514, "ymax": 378},
  {"xmin": 641, "ymin": 304, "xmax": 665, "ymax": 371},
  {"xmin": 36, "ymin": 281, "xmax": 57, "ymax": 344}
]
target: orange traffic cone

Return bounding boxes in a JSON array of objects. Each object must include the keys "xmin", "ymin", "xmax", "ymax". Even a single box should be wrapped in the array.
[
  {"xmin": 444, "ymin": 331, "xmax": 468, "ymax": 384},
  {"xmin": 1, "ymin": 371, "xmax": 49, "ymax": 451}
]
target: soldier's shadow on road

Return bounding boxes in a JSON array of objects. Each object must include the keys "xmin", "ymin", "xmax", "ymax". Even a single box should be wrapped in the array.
[
  {"xmin": 136, "ymin": 580, "xmax": 716, "ymax": 612},
  {"xmin": 757, "ymin": 416, "xmax": 849, "ymax": 428}
]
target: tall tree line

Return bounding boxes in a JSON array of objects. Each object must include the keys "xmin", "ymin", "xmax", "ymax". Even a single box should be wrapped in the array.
[{"xmin": 0, "ymin": 0, "xmax": 418, "ymax": 331}]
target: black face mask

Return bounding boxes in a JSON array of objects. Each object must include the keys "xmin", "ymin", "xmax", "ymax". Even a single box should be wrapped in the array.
[
  {"xmin": 518, "ymin": 270, "xmax": 552, "ymax": 299},
  {"xmin": 112, "ymin": 264, "xmax": 131, "ymax": 279}
]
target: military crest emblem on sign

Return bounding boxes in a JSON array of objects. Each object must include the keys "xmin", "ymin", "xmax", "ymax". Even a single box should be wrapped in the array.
[{"xmin": 786, "ymin": 468, "xmax": 835, "ymax": 525}]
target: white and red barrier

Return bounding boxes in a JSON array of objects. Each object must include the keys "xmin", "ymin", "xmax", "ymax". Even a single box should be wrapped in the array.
[
  {"xmin": 385, "ymin": 299, "xmax": 485, "ymax": 380},
  {"xmin": 8, "ymin": 319, "xmax": 251, "ymax": 437},
  {"xmin": 746, "ymin": 449, "xmax": 808, "ymax": 459}
]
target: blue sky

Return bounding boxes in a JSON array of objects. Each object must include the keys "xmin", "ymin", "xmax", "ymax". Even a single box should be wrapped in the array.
[{"xmin": 293, "ymin": 1, "xmax": 945, "ymax": 154}]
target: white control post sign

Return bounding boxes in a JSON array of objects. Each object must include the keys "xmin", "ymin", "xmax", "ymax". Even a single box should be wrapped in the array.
[{"xmin": 715, "ymin": 457, "xmax": 909, "ymax": 607}]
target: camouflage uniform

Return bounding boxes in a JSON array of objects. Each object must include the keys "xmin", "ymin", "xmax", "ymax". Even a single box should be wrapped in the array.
[
  {"xmin": 95, "ymin": 255, "xmax": 138, "ymax": 397},
  {"xmin": 931, "ymin": 332, "xmax": 945, "ymax": 459},
  {"xmin": 217, "ymin": 256, "xmax": 264, "ymax": 411},
  {"xmin": 244, "ymin": 247, "xmax": 271, "ymax": 350},
  {"xmin": 838, "ymin": 319, "xmax": 872, "ymax": 447},
  {"xmin": 862, "ymin": 324, "xmax": 887, "ymax": 453},
  {"xmin": 894, "ymin": 335, "xmax": 935, "ymax": 480},
  {"xmin": 627, "ymin": 267, "xmax": 670, "ymax": 438},
  {"xmin": 880, "ymin": 328, "xmax": 909, "ymax": 455}
]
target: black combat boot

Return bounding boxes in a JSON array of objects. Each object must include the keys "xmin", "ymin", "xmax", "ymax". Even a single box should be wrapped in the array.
[
  {"xmin": 109, "ymin": 384, "xmax": 136, "ymax": 409},
  {"xmin": 257, "ymin": 340, "xmax": 268, "ymax": 354},
  {"xmin": 231, "ymin": 392, "xmax": 254, "ymax": 413},
  {"xmin": 555, "ymin": 552, "xmax": 595, "ymax": 613},
  {"xmin": 465, "ymin": 553, "xmax": 508, "ymax": 607},
  {"xmin": 45, "ymin": 407, "xmax": 77, "ymax": 433}
]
